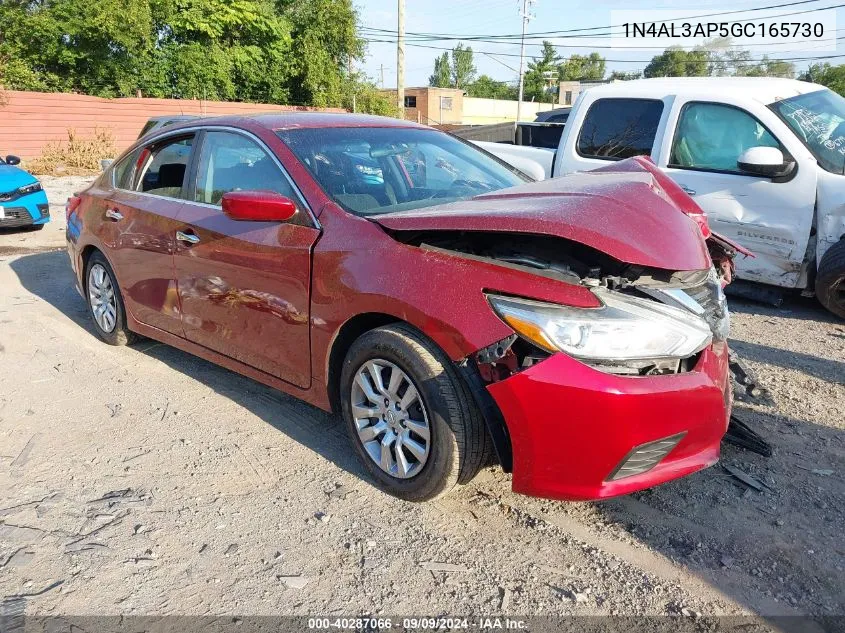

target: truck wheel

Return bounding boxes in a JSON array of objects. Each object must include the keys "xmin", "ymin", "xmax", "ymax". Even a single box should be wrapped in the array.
[
  {"xmin": 816, "ymin": 239, "xmax": 845, "ymax": 319},
  {"xmin": 340, "ymin": 324, "xmax": 489, "ymax": 502}
]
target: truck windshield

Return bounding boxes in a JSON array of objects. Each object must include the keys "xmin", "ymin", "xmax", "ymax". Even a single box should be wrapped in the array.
[
  {"xmin": 770, "ymin": 89, "xmax": 845, "ymax": 175},
  {"xmin": 277, "ymin": 127, "xmax": 529, "ymax": 216}
]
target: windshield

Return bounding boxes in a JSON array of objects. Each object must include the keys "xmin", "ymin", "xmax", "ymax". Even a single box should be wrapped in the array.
[
  {"xmin": 770, "ymin": 89, "xmax": 845, "ymax": 175},
  {"xmin": 277, "ymin": 127, "xmax": 529, "ymax": 216}
]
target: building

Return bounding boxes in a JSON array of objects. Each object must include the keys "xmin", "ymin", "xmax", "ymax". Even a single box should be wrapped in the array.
[{"xmin": 557, "ymin": 79, "xmax": 618, "ymax": 106}]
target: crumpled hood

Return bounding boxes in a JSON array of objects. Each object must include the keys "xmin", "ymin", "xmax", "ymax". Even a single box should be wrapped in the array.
[
  {"xmin": 0, "ymin": 164, "xmax": 38, "ymax": 193},
  {"xmin": 373, "ymin": 168, "xmax": 711, "ymax": 272}
]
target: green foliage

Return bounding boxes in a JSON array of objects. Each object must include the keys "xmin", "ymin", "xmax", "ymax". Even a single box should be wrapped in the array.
[
  {"xmin": 466, "ymin": 75, "xmax": 517, "ymax": 99},
  {"xmin": 428, "ymin": 45, "xmax": 476, "ymax": 89},
  {"xmin": 0, "ymin": 0, "xmax": 389, "ymax": 114},
  {"xmin": 450, "ymin": 44, "xmax": 476, "ymax": 89},
  {"xmin": 522, "ymin": 41, "xmax": 560, "ymax": 103},
  {"xmin": 643, "ymin": 46, "xmax": 711, "ymax": 78},
  {"xmin": 429, "ymin": 52, "xmax": 451, "ymax": 88},
  {"xmin": 559, "ymin": 53, "xmax": 605, "ymax": 81},
  {"xmin": 645, "ymin": 40, "xmax": 795, "ymax": 79},
  {"xmin": 344, "ymin": 75, "xmax": 399, "ymax": 116},
  {"xmin": 800, "ymin": 63, "xmax": 845, "ymax": 96},
  {"xmin": 608, "ymin": 70, "xmax": 643, "ymax": 81}
]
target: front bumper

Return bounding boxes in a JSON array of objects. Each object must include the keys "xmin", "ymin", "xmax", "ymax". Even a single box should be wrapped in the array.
[
  {"xmin": 487, "ymin": 342, "xmax": 731, "ymax": 501},
  {"xmin": 0, "ymin": 190, "xmax": 50, "ymax": 227}
]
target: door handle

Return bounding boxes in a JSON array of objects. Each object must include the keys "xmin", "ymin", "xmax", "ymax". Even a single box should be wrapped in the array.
[
  {"xmin": 680, "ymin": 185, "xmax": 697, "ymax": 196},
  {"xmin": 176, "ymin": 230, "xmax": 200, "ymax": 245},
  {"xmin": 105, "ymin": 208, "xmax": 123, "ymax": 221}
]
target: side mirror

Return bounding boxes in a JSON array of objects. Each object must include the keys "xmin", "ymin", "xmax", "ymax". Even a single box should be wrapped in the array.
[
  {"xmin": 5, "ymin": 155, "xmax": 21, "ymax": 166},
  {"xmin": 100, "ymin": 159, "xmax": 114, "ymax": 171},
  {"xmin": 221, "ymin": 190, "xmax": 298, "ymax": 222},
  {"xmin": 737, "ymin": 147, "xmax": 795, "ymax": 178}
]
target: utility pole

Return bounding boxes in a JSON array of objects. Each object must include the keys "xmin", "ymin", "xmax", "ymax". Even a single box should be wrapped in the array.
[
  {"xmin": 516, "ymin": 0, "xmax": 535, "ymax": 126},
  {"xmin": 397, "ymin": 0, "xmax": 405, "ymax": 119},
  {"xmin": 380, "ymin": 64, "xmax": 385, "ymax": 89}
]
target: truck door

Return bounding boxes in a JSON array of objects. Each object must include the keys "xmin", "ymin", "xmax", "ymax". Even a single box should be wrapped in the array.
[{"xmin": 657, "ymin": 98, "xmax": 817, "ymax": 289}]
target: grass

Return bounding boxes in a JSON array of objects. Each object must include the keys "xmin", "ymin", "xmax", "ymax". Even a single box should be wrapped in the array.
[{"xmin": 26, "ymin": 128, "xmax": 116, "ymax": 176}]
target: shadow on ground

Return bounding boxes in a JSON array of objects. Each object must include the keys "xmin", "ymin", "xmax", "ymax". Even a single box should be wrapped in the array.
[
  {"xmin": 9, "ymin": 250, "xmax": 845, "ymax": 621},
  {"xmin": 8, "ymin": 250, "xmax": 370, "ymax": 486}
]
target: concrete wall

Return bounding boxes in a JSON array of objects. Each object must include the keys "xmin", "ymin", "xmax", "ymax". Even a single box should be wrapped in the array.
[
  {"xmin": 462, "ymin": 97, "xmax": 557, "ymax": 125},
  {"xmin": 0, "ymin": 90, "xmax": 345, "ymax": 159}
]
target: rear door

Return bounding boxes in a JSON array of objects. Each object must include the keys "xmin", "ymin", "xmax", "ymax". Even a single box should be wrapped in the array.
[
  {"xmin": 657, "ymin": 99, "xmax": 817, "ymax": 289},
  {"xmin": 100, "ymin": 133, "xmax": 194, "ymax": 334},
  {"xmin": 173, "ymin": 129, "xmax": 320, "ymax": 388}
]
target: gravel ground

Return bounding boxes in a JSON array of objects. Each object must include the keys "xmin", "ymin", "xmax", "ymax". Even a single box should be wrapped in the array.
[{"xmin": 0, "ymin": 177, "xmax": 842, "ymax": 620}]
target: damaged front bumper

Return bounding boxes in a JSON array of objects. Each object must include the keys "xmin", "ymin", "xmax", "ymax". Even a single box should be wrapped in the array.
[{"xmin": 487, "ymin": 340, "xmax": 732, "ymax": 501}]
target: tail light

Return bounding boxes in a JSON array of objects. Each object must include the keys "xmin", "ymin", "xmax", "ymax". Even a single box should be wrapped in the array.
[{"xmin": 66, "ymin": 195, "xmax": 82, "ymax": 221}]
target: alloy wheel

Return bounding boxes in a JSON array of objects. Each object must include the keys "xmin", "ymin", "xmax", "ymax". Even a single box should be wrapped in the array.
[
  {"xmin": 88, "ymin": 263, "xmax": 117, "ymax": 333},
  {"xmin": 350, "ymin": 359, "xmax": 431, "ymax": 479}
]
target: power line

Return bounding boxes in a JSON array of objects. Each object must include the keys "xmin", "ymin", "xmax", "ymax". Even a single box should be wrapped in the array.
[
  {"xmin": 360, "ymin": 0, "xmax": 838, "ymax": 41},
  {"xmin": 362, "ymin": 37, "xmax": 845, "ymax": 64}
]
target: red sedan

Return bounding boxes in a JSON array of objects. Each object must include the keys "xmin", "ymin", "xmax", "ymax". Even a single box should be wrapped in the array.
[{"xmin": 66, "ymin": 114, "xmax": 732, "ymax": 502}]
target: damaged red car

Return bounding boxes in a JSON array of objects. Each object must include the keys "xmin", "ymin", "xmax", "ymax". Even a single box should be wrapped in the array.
[{"xmin": 66, "ymin": 114, "xmax": 733, "ymax": 502}]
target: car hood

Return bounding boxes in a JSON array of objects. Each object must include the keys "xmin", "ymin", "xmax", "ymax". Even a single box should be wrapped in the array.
[
  {"xmin": 373, "ymin": 168, "xmax": 711, "ymax": 272},
  {"xmin": 0, "ymin": 164, "xmax": 38, "ymax": 192}
]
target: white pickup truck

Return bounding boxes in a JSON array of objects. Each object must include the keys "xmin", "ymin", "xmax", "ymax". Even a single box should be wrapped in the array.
[{"xmin": 480, "ymin": 77, "xmax": 845, "ymax": 318}]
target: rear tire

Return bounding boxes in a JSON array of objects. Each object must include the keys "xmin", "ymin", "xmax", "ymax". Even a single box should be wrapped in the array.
[
  {"xmin": 340, "ymin": 323, "xmax": 489, "ymax": 501},
  {"xmin": 816, "ymin": 239, "xmax": 845, "ymax": 319},
  {"xmin": 84, "ymin": 251, "xmax": 139, "ymax": 346}
]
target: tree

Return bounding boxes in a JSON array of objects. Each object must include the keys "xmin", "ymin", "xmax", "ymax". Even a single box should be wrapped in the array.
[
  {"xmin": 559, "ymin": 53, "xmax": 605, "ymax": 81},
  {"xmin": 466, "ymin": 75, "xmax": 517, "ymax": 99},
  {"xmin": 800, "ymin": 63, "xmax": 845, "ymax": 96},
  {"xmin": 643, "ymin": 46, "xmax": 711, "ymax": 78},
  {"xmin": 522, "ymin": 40, "xmax": 560, "ymax": 102},
  {"xmin": 427, "ymin": 44, "xmax": 476, "ymax": 89},
  {"xmin": 0, "ymin": 0, "xmax": 393, "ymax": 114},
  {"xmin": 428, "ymin": 52, "xmax": 451, "ymax": 87},
  {"xmin": 608, "ymin": 70, "xmax": 643, "ymax": 81},
  {"xmin": 450, "ymin": 44, "xmax": 477, "ymax": 89},
  {"xmin": 746, "ymin": 56, "xmax": 795, "ymax": 78}
]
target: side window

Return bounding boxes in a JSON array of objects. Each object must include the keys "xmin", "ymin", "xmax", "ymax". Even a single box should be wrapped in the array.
[
  {"xmin": 112, "ymin": 149, "xmax": 140, "ymax": 190},
  {"xmin": 577, "ymin": 98, "xmax": 664, "ymax": 160},
  {"xmin": 670, "ymin": 102, "xmax": 781, "ymax": 173},
  {"xmin": 194, "ymin": 131, "xmax": 297, "ymax": 206},
  {"xmin": 134, "ymin": 136, "xmax": 193, "ymax": 199}
]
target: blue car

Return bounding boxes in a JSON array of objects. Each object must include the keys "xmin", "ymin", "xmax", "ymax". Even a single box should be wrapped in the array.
[{"xmin": 0, "ymin": 154, "xmax": 50, "ymax": 230}]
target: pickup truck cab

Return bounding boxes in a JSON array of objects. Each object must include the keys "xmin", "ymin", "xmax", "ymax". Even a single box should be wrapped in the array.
[{"xmin": 483, "ymin": 78, "xmax": 845, "ymax": 317}]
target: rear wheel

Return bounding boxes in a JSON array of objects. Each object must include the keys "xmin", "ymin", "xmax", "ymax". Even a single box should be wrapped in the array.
[
  {"xmin": 816, "ymin": 239, "xmax": 845, "ymax": 319},
  {"xmin": 85, "ymin": 251, "xmax": 138, "ymax": 346},
  {"xmin": 340, "ymin": 324, "xmax": 489, "ymax": 501}
]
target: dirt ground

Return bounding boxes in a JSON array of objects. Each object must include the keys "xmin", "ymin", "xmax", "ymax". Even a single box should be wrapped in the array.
[{"xmin": 0, "ymin": 177, "xmax": 842, "ymax": 620}]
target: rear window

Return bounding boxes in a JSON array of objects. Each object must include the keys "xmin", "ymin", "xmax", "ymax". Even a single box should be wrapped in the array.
[{"xmin": 577, "ymin": 98, "xmax": 664, "ymax": 160}]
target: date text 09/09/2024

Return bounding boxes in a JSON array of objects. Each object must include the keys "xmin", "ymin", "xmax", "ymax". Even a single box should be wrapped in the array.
[
  {"xmin": 623, "ymin": 21, "xmax": 824, "ymax": 38},
  {"xmin": 308, "ymin": 617, "xmax": 529, "ymax": 630}
]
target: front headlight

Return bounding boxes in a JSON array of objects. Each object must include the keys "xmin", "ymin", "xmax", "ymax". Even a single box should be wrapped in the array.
[
  {"xmin": 488, "ymin": 290, "xmax": 713, "ymax": 362},
  {"xmin": 18, "ymin": 182, "xmax": 42, "ymax": 196}
]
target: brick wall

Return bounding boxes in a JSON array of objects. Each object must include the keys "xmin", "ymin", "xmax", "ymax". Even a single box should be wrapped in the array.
[{"xmin": 0, "ymin": 90, "xmax": 346, "ymax": 159}]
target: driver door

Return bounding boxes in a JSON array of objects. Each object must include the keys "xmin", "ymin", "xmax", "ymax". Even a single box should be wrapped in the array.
[
  {"xmin": 173, "ymin": 129, "xmax": 320, "ymax": 388},
  {"xmin": 658, "ymin": 99, "xmax": 817, "ymax": 289}
]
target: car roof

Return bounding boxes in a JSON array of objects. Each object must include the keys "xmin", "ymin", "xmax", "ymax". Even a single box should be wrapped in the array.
[
  {"xmin": 534, "ymin": 107, "xmax": 571, "ymax": 121},
  {"xmin": 162, "ymin": 112, "xmax": 427, "ymax": 133},
  {"xmin": 147, "ymin": 114, "xmax": 198, "ymax": 122},
  {"xmin": 582, "ymin": 77, "xmax": 827, "ymax": 106}
]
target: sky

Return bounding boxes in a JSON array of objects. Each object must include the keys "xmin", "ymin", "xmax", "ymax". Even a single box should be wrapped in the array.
[{"xmin": 353, "ymin": 0, "xmax": 844, "ymax": 88}]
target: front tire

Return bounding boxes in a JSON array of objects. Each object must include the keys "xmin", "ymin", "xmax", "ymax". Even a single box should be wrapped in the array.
[
  {"xmin": 816, "ymin": 239, "xmax": 845, "ymax": 319},
  {"xmin": 340, "ymin": 324, "xmax": 489, "ymax": 501},
  {"xmin": 85, "ymin": 251, "xmax": 138, "ymax": 346}
]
